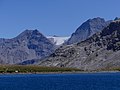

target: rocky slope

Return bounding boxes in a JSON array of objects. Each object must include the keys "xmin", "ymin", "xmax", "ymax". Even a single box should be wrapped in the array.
[
  {"xmin": 0, "ymin": 30, "xmax": 55, "ymax": 64},
  {"xmin": 66, "ymin": 17, "xmax": 111, "ymax": 45},
  {"xmin": 38, "ymin": 20, "xmax": 120, "ymax": 71}
]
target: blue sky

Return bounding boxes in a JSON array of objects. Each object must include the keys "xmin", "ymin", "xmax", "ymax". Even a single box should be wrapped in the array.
[{"xmin": 0, "ymin": 0, "xmax": 120, "ymax": 38}]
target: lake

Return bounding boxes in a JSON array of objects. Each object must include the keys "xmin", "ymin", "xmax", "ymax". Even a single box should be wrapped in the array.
[{"xmin": 0, "ymin": 73, "xmax": 120, "ymax": 90}]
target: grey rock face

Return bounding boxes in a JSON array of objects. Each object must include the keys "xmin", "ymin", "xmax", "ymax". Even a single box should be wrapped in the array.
[
  {"xmin": 66, "ymin": 17, "xmax": 111, "ymax": 45},
  {"xmin": 38, "ymin": 20, "xmax": 120, "ymax": 71},
  {"xmin": 0, "ymin": 30, "xmax": 55, "ymax": 64}
]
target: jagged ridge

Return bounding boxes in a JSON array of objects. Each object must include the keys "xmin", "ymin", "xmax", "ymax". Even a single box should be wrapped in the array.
[
  {"xmin": 38, "ymin": 20, "xmax": 120, "ymax": 71},
  {"xmin": 0, "ymin": 30, "xmax": 55, "ymax": 64},
  {"xmin": 66, "ymin": 17, "xmax": 111, "ymax": 45}
]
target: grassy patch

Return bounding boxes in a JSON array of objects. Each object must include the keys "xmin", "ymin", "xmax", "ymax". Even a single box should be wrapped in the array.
[
  {"xmin": 0, "ymin": 65, "xmax": 82, "ymax": 73},
  {"xmin": 94, "ymin": 67, "xmax": 120, "ymax": 72}
]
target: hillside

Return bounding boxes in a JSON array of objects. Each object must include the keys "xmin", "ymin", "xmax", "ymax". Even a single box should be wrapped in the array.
[
  {"xmin": 38, "ymin": 20, "xmax": 120, "ymax": 71},
  {"xmin": 0, "ymin": 30, "xmax": 55, "ymax": 64}
]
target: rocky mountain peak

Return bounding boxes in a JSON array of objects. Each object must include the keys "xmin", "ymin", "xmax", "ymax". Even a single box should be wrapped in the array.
[
  {"xmin": 15, "ymin": 29, "xmax": 45, "ymax": 40},
  {"xmin": 0, "ymin": 29, "xmax": 55, "ymax": 64},
  {"xmin": 88, "ymin": 17, "xmax": 105, "ymax": 23},
  {"xmin": 38, "ymin": 18, "xmax": 120, "ymax": 71},
  {"xmin": 114, "ymin": 17, "xmax": 120, "ymax": 21},
  {"xmin": 101, "ymin": 20, "xmax": 120, "ymax": 36},
  {"xmin": 66, "ymin": 17, "xmax": 111, "ymax": 45}
]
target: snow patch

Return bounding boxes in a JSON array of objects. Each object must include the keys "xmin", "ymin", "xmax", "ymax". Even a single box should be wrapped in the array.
[{"xmin": 47, "ymin": 36, "xmax": 70, "ymax": 45}]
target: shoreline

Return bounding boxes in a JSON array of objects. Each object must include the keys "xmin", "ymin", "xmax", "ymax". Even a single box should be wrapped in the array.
[
  {"xmin": 0, "ymin": 70, "xmax": 120, "ymax": 75},
  {"xmin": 0, "ymin": 65, "xmax": 120, "ymax": 75}
]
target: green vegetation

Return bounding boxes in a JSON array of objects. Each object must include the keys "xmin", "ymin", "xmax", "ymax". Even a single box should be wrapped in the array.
[
  {"xmin": 107, "ymin": 68, "xmax": 120, "ymax": 71},
  {"xmin": 0, "ymin": 65, "xmax": 82, "ymax": 73},
  {"xmin": 94, "ymin": 67, "xmax": 120, "ymax": 72}
]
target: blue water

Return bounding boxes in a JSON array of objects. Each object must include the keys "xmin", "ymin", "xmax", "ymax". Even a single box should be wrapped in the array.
[{"xmin": 0, "ymin": 73, "xmax": 120, "ymax": 90}]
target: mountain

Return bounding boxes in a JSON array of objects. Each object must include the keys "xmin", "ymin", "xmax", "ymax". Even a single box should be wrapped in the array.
[
  {"xmin": 18, "ymin": 35, "xmax": 70, "ymax": 65},
  {"xmin": 66, "ymin": 17, "xmax": 111, "ymax": 45},
  {"xmin": 114, "ymin": 17, "xmax": 120, "ymax": 21},
  {"xmin": 38, "ymin": 19, "xmax": 120, "ymax": 71},
  {"xmin": 0, "ymin": 30, "xmax": 55, "ymax": 64},
  {"xmin": 47, "ymin": 36, "xmax": 70, "ymax": 45}
]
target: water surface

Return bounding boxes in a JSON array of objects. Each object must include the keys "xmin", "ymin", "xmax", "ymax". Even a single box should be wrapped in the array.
[{"xmin": 0, "ymin": 73, "xmax": 120, "ymax": 90}]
